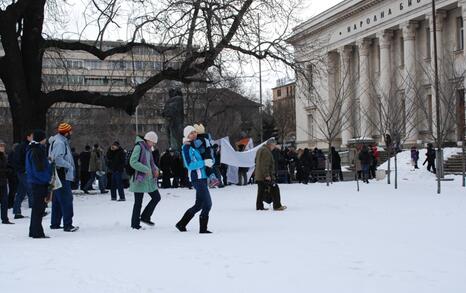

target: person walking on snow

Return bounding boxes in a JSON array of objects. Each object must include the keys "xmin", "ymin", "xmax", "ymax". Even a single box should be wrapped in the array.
[
  {"xmin": 411, "ymin": 146, "xmax": 420, "ymax": 170},
  {"xmin": 0, "ymin": 140, "xmax": 14, "ymax": 224},
  {"xmin": 423, "ymin": 143, "xmax": 436, "ymax": 174},
  {"xmin": 129, "ymin": 132, "xmax": 161, "ymax": 230},
  {"xmin": 176, "ymin": 125, "xmax": 213, "ymax": 234},
  {"xmin": 106, "ymin": 141, "xmax": 127, "ymax": 201}
]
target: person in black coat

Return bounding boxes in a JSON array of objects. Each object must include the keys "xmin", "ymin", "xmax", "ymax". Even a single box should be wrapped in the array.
[
  {"xmin": 79, "ymin": 146, "xmax": 92, "ymax": 191},
  {"xmin": 359, "ymin": 145, "xmax": 371, "ymax": 183},
  {"xmin": 159, "ymin": 149, "xmax": 173, "ymax": 188},
  {"xmin": 0, "ymin": 140, "xmax": 14, "ymax": 224},
  {"xmin": 299, "ymin": 148, "xmax": 311, "ymax": 184},
  {"xmin": 330, "ymin": 147, "xmax": 343, "ymax": 181},
  {"xmin": 423, "ymin": 143, "xmax": 437, "ymax": 173},
  {"xmin": 6, "ymin": 145, "xmax": 18, "ymax": 209},
  {"xmin": 12, "ymin": 130, "xmax": 33, "ymax": 219},
  {"xmin": 106, "ymin": 141, "xmax": 126, "ymax": 201}
]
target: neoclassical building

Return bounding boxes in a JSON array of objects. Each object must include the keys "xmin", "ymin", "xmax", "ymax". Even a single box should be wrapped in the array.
[{"xmin": 288, "ymin": 0, "xmax": 466, "ymax": 149}]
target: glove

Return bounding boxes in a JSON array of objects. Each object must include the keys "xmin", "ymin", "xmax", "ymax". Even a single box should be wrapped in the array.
[{"xmin": 204, "ymin": 159, "xmax": 214, "ymax": 168}]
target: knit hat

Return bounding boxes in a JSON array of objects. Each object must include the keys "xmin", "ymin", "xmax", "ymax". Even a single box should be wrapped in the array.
[
  {"xmin": 266, "ymin": 137, "xmax": 276, "ymax": 145},
  {"xmin": 33, "ymin": 129, "xmax": 46, "ymax": 142},
  {"xmin": 144, "ymin": 131, "xmax": 158, "ymax": 143},
  {"xmin": 183, "ymin": 125, "xmax": 196, "ymax": 139},
  {"xmin": 58, "ymin": 123, "xmax": 72, "ymax": 134},
  {"xmin": 0, "ymin": 140, "xmax": 5, "ymax": 146},
  {"xmin": 193, "ymin": 123, "xmax": 205, "ymax": 134}
]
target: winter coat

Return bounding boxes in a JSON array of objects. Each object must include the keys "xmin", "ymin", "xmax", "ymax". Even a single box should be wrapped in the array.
[
  {"xmin": 359, "ymin": 150, "xmax": 371, "ymax": 165},
  {"xmin": 106, "ymin": 147, "xmax": 126, "ymax": 172},
  {"xmin": 411, "ymin": 150, "xmax": 419, "ymax": 161},
  {"xmin": 79, "ymin": 151, "xmax": 91, "ymax": 174},
  {"xmin": 0, "ymin": 152, "xmax": 13, "ymax": 186},
  {"xmin": 48, "ymin": 134, "xmax": 75, "ymax": 182},
  {"xmin": 426, "ymin": 147, "xmax": 436, "ymax": 162},
  {"xmin": 11, "ymin": 139, "xmax": 29, "ymax": 174},
  {"xmin": 194, "ymin": 133, "xmax": 215, "ymax": 161},
  {"xmin": 129, "ymin": 136, "xmax": 158, "ymax": 193},
  {"xmin": 88, "ymin": 149, "xmax": 104, "ymax": 172},
  {"xmin": 254, "ymin": 145, "xmax": 275, "ymax": 182},
  {"xmin": 159, "ymin": 151, "xmax": 173, "ymax": 173},
  {"xmin": 330, "ymin": 150, "xmax": 341, "ymax": 170},
  {"xmin": 26, "ymin": 143, "xmax": 52, "ymax": 185},
  {"xmin": 182, "ymin": 141, "xmax": 207, "ymax": 181}
]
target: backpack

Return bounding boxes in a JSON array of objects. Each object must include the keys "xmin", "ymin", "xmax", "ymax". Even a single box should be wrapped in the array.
[{"xmin": 125, "ymin": 142, "xmax": 143, "ymax": 177}]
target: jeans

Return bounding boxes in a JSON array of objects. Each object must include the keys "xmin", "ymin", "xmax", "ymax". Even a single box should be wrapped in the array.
[
  {"xmin": 131, "ymin": 190, "xmax": 161, "ymax": 228},
  {"xmin": 186, "ymin": 179, "xmax": 212, "ymax": 217},
  {"xmin": 29, "ymin": 184, "xmax": 48, "ymax": 237},
  {"xmin": 111, "ymin": 171, "xmax": 125, "ymax": 200},
  {"xmin": 13, "ymin": 172, "xmax": 32, "ymax": 215},
  {"xmin": 83, "ymin": 172, "xmax": 106, "ymax": 192},
  {"xmin": 51, "ymin": 180, "xmax": 74, "ymax": 229},
  {"xmin": 361, "ymin": 164, "xmax": 370, "ymax": 181},
  {"xmin": 1, "ymin": 185, "xmax": 9, "ymax": 222}
]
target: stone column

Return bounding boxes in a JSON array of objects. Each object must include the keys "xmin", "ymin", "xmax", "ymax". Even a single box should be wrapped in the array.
[
  {"xmin": 357, "ymin": 39, "xmax": 372, "ymax": 139},
  {"xmin": 402, "ymin": 21, "xmax": 419, "ymax": 144},
  {"xmin": 429, "ymin": 11, "xmax": 447, "ymax": 140},
  {"xmin": 377, "ymin": 30, "xmax": 393, "ymax": 131},
  {"xmin": 338, "ymin": 45, "xmax": 353, "ymax": 147}
]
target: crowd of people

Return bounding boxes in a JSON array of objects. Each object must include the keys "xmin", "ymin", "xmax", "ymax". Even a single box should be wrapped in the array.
[{"xmin": 0, "ymin": 121, "xmax": 442, "ymax": 239}]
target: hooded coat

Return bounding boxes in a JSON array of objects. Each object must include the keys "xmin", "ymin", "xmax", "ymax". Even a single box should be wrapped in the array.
[{"xmin": 129, "ymin": 136, "xmax": 158, "ymax": 193}]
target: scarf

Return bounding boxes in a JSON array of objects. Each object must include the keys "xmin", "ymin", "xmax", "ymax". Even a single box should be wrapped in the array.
[{"xmin": 135, "ymin": 141, "xmax": 158, "ymax": 182}]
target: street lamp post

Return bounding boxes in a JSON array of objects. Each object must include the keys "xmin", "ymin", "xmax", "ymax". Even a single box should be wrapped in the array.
[{"xmin": 432, "ymin": 0, "xmax": 442, "ymax": 194}]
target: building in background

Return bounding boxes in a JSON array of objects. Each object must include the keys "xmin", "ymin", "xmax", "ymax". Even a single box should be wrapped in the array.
[
  {"xmin": 0, "ymin": 41, "xmax": 259, "ymax": 151},
  {"xmin": 288, "ymin": 0, "xmax": 466, "ymax": 149},
  {"xmin": 272, "ymin": 78, "xmax": 296, "ymax": 146}
]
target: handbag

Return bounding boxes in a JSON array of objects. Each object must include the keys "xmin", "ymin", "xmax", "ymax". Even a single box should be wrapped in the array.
[{"xmin": 51, "ymin": 166, "xmax": 63, "ymax": 190}]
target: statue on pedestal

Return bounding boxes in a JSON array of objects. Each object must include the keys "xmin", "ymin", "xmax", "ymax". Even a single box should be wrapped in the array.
[{"xmin": 162, "ymin": 88, "xmax": 184, "ymax": 150}]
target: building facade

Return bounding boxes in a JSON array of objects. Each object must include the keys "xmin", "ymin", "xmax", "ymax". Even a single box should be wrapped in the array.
[
  {"xmin": 272, "ymin": 79, "xmax": 296, "ymax": 145},
  {"xmin": 289, "ymin": 0, "xmax": 466, "ymax": 149}
]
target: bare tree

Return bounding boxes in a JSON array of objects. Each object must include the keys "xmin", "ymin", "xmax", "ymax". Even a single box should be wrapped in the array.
[{"xmin": 0, "ymin": 0, "xmax": 301, "ymax": 141}]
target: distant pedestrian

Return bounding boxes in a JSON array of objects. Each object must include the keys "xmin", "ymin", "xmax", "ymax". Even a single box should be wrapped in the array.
[
  {"xmin": 411, "ymin": 146, "xmax": 420, "ymax": 170},
  {"xmin": 0, "ymin": 140, "xmax": 14, "ymax": 224},
  {"xmin": 79, "ymin": 145, "xmax": 91, "ymax": 191},
  {"xmin": 423, "ymin": 143, "xmax": 436, "ymax": 173},
  {"xmin": 358, "ymin": 145, "xmax": 371, "ymax": 184},
  {"xmin": 159, "ymin": 149, "xmax": 173, "ymax": 188},
  {"xmin": 82, "ymin": 144, "xmax": 108, "ymax": 194},
  {"xmin": 330, "ymin": 147, "xmax": 343, "ymax": 181},
  {"xmin": 129, "ymin": 132, "xmax": 161, "ymax": 229},
  {"xmin": 26, "ymin": 130, "xmax": 53, "ymax": 238},
  {"xmin": 106, "ymin": 141, "xmax": 126, "ymax": 201},
  {"xmin": 176, "ymin": 126, "xmax": 213, "ymax": 233},
  {"xmin": 48, "ymin": 123, "xmax": 78, "ymax": 232}
]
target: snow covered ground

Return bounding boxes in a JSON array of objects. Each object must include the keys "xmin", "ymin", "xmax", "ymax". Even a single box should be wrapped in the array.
[{"xmin": 1, "ymin": 164, "xmax": 466, "ymax": 292}]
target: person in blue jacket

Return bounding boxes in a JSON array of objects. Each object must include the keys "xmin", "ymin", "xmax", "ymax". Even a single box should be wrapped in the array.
[
  {"xmin": 26, "ymin": 130, "xmax": 53, "ymax": 239},
  {"xmin": 176, "ymin": 125, "xmax": 214, "ymax": 234}
]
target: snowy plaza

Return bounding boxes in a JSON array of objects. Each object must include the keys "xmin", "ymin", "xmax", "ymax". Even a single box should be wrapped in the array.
[{"xmin": 1, "ymin": 159, "xmax": 465, "ymax": 293}]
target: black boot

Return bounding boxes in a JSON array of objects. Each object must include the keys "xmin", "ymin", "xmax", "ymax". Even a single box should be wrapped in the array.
[
  {"xmin": 176, "ymin": 211, "xmax": 194, "ymax": 232},
  {"xmin": 199, "ymin": 215, "xmax": 212, "ymax": 234}
]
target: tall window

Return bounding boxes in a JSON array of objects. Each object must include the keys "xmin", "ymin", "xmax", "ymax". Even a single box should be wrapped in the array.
[
  {"xmin": 307, "ymin": 113, "xmax": 314, "ymax": 143},
  {"xmin": 277, "ymin": 89, "xmax": 281, "ymax": 97},
  {"xmin": 457, "ymin": 17, "xmax": 464, "ymax": 50},
  {"xmin": 426, "ymin": 27, "xmax": 431, "ymax": 59}
]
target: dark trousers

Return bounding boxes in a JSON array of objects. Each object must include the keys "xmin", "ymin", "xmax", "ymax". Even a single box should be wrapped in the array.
[
  {"xmin": 51, "ymin": 180, "xmax": 74, "ymax": 229},
  {"xmin": 29, "ymin": 184, "xmax": 48, "ymax": 237},
  {"xmin": 80, "ymin": 171, "xmax": 90, "ymax": 190},
  {"xmin": 7, "ymin": 175, "xmax": 17, "ymax": 208},
  {"xmin": 427, "ymin": 160, "xmax": 436, "ymax": 173},
  {"xmin": 161, "ymin": 171, "xmax": 172, "ymax": 188},
  {"xmin": 111, "ymin": 171, "xmax": 125, "ymax": 200},
  {"xmin": 185, "ymin": 179, "xmax": 212, "ymax": 217},
  {"xmin": 131, "ymin": 190, "xmax": 161, "ymax": 228},
  {"xmin": 361, "ymin": 164, "xmax": 370, "ymax": 182},
  {"xmin": 1, "ymin": 185, "xmax": 9, "ymax": 222},
  {"xmin": 256, "ymin": 181, "xmax": 282, "ymax": 210},
  {"xmin": 83, "ymin": 172, "xmax": 106, "ymax": 192},
  {"xmin": 13, "ymin": 172, "xmax": 32, "ymax": 215},
  {"xmin": 238, "ymin": 170, "xmax": 248, "ymax": 185}
]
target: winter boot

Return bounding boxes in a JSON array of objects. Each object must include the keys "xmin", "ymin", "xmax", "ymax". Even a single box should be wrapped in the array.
[
  {"xmin": 176, "ymin": 211, "xmax": 195, "ymax": 232},
  {"xmin": 199, "ymin": 215, "xmax": 212, "ymax": 234}
]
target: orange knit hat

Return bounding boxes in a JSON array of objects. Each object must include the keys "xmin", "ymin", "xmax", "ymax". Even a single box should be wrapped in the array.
[{"xmin": 58, "ymin": 123, "xmax": 72, "ymax": 134}]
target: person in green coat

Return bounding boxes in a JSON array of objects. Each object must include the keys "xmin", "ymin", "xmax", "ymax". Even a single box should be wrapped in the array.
[{"xmin": 130, "ymin": 132, "xmax": 161, "ymax": 229}]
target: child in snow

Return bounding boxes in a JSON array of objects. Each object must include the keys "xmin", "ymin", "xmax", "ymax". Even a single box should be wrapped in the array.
[
  {"xmin": 192, "ymin": 124, "xmax": 220, "ymax": 187},
  {"xmin": 410, "ymin": 146, "xmax": 419, "ymax": 170}
]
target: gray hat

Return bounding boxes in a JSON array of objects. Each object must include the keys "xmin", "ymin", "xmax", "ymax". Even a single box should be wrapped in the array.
[
  {"xmin": 266, "ymin": 137, "xmax": 276, "ymax": 145},
  {"xmin": 0, "ymin": 140, "xmax": 5, "ymax": 146}
]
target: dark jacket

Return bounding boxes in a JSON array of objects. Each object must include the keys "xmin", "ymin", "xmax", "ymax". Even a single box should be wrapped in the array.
[
  {"xmin": 330, "ymin": 149, "xmax": 341, "ymax": 170},
  {"xmin": 0, "ymin": 152, "xmax": 13, "ymax": 186},
  {"xmin": 359, "ymin": 149, "xmax": 371, "ymax": 165},
  {"xmin": 159, "ymin": 151, "xmax": 173, "ymax": 173},
  {"xmin": 25, "ymin": 143, "xmax": 52, "ymax": 185},
  {"xmin": 11, "ymin": 139, "xmax": 29, "ymax": 174},
  {"xmin": 79, "ymin": 151, "xmax": 91, "ymax": 174},
  {"xmin": 426, "ymin": 147, "xmax": 436, "ymax": 161},
  {"xmin": 106, "ymin": 147, "xmax": 126, "ymax": 172}
]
